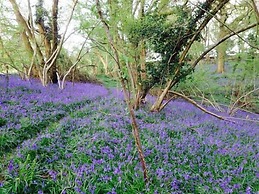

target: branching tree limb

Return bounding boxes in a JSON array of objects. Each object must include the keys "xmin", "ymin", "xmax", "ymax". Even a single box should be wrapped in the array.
[
  {"xmin": 150, "ymin": 0, "xmax": 230, "ymax": 112},
  {"xmin": 191, "ymin": 22, "xmax": 259, "ymax": 69},
  {"xmin": 228, "ymin": 88, "xmax": 259, "ymax": 115},
  {"xmin": 164, "ymin": 91, "xmax": 236, "ymax": 123},
  {"xmin": 60, "ymin": 36, "xmax": 91, "ymax": 89},
  {"xmin": 27, "ymin": 0, "xmax": 39, "ymax": 80},
  {"xmin": 9, "ymin": 0, "xmax": 45, "ymax": 78},
  {"xmin": 155, "ymin": 22, "xmax": 259, "ymax": 113},
  {"xmin": 190, "ymin": 0, "xmax": 259, "ymax": 51},
  {"xmin": 179, "ymin": 0, "xmax": 229, "ymax": 63}
]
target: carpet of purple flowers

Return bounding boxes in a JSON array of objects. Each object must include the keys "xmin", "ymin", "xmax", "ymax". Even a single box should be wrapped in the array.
[{"xmin": 0, "ymin": 75, "xmax": 258, "ymax": 194}]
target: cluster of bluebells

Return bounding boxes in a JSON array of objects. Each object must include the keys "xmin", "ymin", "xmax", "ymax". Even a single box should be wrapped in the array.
[
  {"xmin": 0, "ymin": 75, "xmax": 109, "ymax": 154},
  {"xmin": 0, "ymin": 75, "xmax": 259, "ymax": 193}
]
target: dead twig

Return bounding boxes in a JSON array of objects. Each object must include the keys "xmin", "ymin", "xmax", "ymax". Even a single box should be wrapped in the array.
[
  {"xmin": 165, "ymin": 91, "xmax": 235, "ymax": 123},
  {"xmin": 224, "ymin": 116, "xmax": 259, "ymax": 123},
  {"xmin": 228, "ymin": 88, "xmax": 259, "ymax": 115}
]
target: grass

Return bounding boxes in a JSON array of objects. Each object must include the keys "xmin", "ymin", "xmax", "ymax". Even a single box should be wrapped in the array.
[{"xmin": 96, "ymin": 74, "xmax": 119, "ymax": 88}]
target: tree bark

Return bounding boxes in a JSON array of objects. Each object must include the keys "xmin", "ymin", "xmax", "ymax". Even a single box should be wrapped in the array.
[
  {"xmin": 35, "ymin": 0, "xmax": 57, "ymax": 84},
  {"xmin": 9, "ymin": 0, "xmax": 44, "ymax": 78},
  {"xmin": 96, "ymin": 52, "xmax": 109, "ymax": 75},
  {"xmin": 217, "ymin": 43, "xmax": 226, "ymax": 73},
  {"xmin": 252, "ymin": 0, "xmax": 259, "ymax": 20},
  {"xmin": 96, "ymin": 0, "xmax": 148, "ymax": 183},
  {"xmin": 50, "ymin": 0, "xmax": 59, "ymax": 83},
  {"xmin": 9, "ymin": 0, "xmax": 34, "ymax": 59},
  {"xmin": 216, "ymin": 8, "xmax": 228, "ymax": 73},
  {"xmin": 42, "ymin": 0, "xmax": 78, "ymax": 86},
  {"xmin": 150, "ymin": 80, "xmax": 173, "ymax": 112}
]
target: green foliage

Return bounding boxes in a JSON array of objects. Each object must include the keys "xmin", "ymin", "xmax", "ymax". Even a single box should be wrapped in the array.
[
  {"xmin": 1, "ymin": 154, "xmax": 38, "ymax": 194},
  {"xmin": 127, "ymin": 3, "xmax": 210, "ymax": 89},
  {"xmin": 96, "ymin": 75, "xmax": 119, "ymax": 88},
  {"xmin": 247, "ymin": 32, "xmax": 259, "ymax": 59},
  {"xmin": 0, "ymin": 32, "xmax": 31, "ymax": 73},
  {"xmin": 0, "ymin": 117, "xmax": 7, "ymax": 127},
  {"xmin": 0, "ymin": 132, "xmax": 16, "ymax": 155}
]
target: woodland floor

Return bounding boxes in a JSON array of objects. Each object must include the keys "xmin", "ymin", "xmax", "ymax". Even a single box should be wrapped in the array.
[{"xmin": 0, "ymin": 75, "xmax": 258, "ymax": 194}]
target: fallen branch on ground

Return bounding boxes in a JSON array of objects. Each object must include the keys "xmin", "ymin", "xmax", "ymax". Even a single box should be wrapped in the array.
[{"xmin": 165, "ymin": 91, "xmax": 235, "ymax": 123}]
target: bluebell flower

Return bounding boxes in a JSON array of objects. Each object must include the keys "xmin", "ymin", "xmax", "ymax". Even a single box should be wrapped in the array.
[{"xmin": 48, "ymin": 170, "xmax": 58, "ymax": 181}]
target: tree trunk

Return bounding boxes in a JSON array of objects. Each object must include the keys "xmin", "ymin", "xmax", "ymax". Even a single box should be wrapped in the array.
[
  {"xmin": 140, "ymin": 41, "xmax": 146, "ymax": 80},
  {"xmin": 253, "ymin": 0, "xmax": 259, "ymax": 21},
  {"xmin": 96, "ymin": 52, "xmax": 109, "ymax": 75},
  {"xmin": 216, "ymin": 8, "xmax": 228, "ymax": 74},
  {"xmin": 150, "ymin": 80, "xmax": 173, "ymax": 112},
  {"xmin": 5, "ymin": 64, "xmax": 9, "ymax": 92},
  {"xmin": 134, "ymin": 85, "xmax": 150, "ymax": 109},
  {"xmin": 50, "ymin": 0, "xmax": 59, "ymax": 84},
  {"xmin": 217, "ymin": 44, "xmax": 226, "ymax": 73},
  {"xmin": 96, "ymin": 0, "xmax": 148, "ymax": 183},
  {"xmin": 9, "ymin": 0, "xmax": 44, "ymax": 78},
  {"xmin": 36, "ymin": 0, "xmax": 58, "ymax": 84}
]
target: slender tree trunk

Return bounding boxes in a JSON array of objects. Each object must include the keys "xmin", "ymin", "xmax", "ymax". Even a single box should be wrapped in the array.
[
  {"xmin": 139, "ymin": 0, "xmax": 146, "ymax": 81},
  {"xmin": 9, "ymin": 0, "xmax": 34, "ymax": 59},
  {"xmin": 36, "ymin": 0, "xmax": 54, "ymax": 84},
  {"xmin": 42, "ymin": 0, "xmax": 77, "ymax": 86},
  {"xmin": 133, "ymin": 0, "xmax": 148, "ymax": 109},
  {"xmin": 50, "ymin": 0, "xmax": 59, "ymax": 84},
  {"xmin": 96, "ymin": 52, "xmax": 109, "ymax": 75},
  {"xmin": 140, "ymin": 42, "xmax": 146, "ymax": 80},
  {"xmin": 134, "ymin": 42, "xmax": 147, "ymax": 109},
  {"xmin": 96, "ymin": 0, "xmax": 148, "ymax": 183},
  {"xmin": 253, "ymin": 0, "xmax": 259, "ymax": 20},
  {"xmin": 217, "ymin": 8, "xmax": 228, "ymax": 73},
  {"xmin": 217, "ymin": 44, "xmax": 226, "ymax": 73},
  {"xmin": 4, "ymin": 64, "xmax": 9, "ymax": 93}
]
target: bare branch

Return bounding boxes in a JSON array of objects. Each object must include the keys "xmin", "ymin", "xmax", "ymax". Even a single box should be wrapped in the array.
[
  {"xmin": 179, "ymin": 0, "xmax": 230, "ymax": 63},
  {"xmin": 166, "ymin": 91, "xmax": 235, "ymax": 122},
  {"xmin": 191, "ymin": 22, "xmax": 259, "ymax": 69},
  {"xmin": 228, "ymin": 87, "xmax": 259, "ymax": 115},
  {"xmin": 190, "ymin": 0, "xmax": 259, "ymax": 51},
  {"xmin": 224, "ymin": 116, "xmax": 259, "ymax": 123}
]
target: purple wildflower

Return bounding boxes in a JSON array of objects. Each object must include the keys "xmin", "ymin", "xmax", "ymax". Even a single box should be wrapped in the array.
[
  {"xmin": 246, "ymin": 186, "xmax": 252, "ymax": 194},
  {"xmin": 7, "ymin": 160, "xmax": 14, "ymax": 173},
  {"xmin": 107, "ymin": 188, "xmax": 116, "ymax": 194},
  {"xmin": 48, "ymin": 170, "xmax": 58, "ymax": 181}
]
